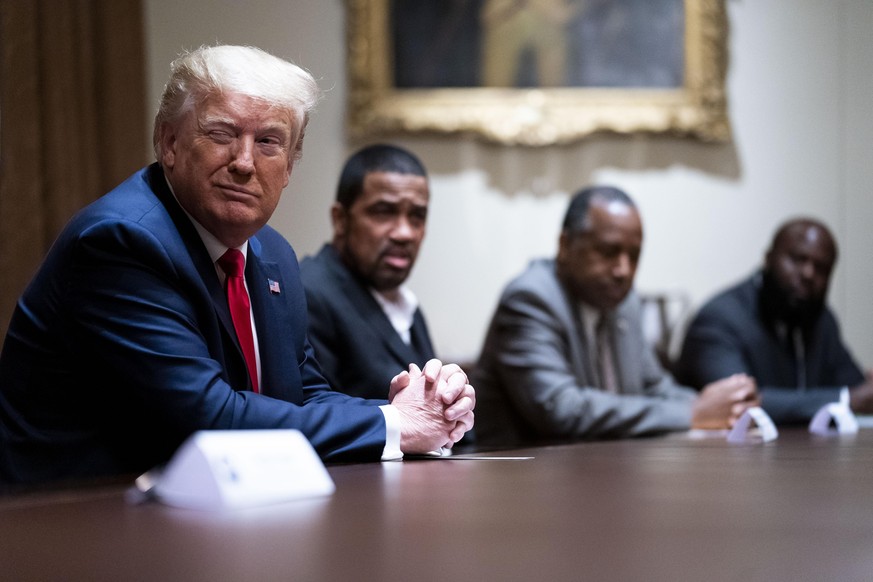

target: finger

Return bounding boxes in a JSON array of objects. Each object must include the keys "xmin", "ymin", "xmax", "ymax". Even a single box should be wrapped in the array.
[
  {"xmin": 437, "ymin": 365, "xmax": 466, "ymax": 399},
  {"xmin": 444, "ymin": 383, "xmax": 476, "ymax": 409},
  {"xmin": 437, "ymin": 363, "xmax": 465, "ymax": 383},
  {"xmin": 422, "ymin": 359, "xmax": 443, "ymax": 383},
  {"xmin": 731, "ymin": 402, "xmax": 747, "ymax": 417},
  {"xmin": 732, "ymin": 385, "xmax": 756, "ymax": 401},
  {"xmin": 724, "ymin": 374, "xmax": 753, "ymax": 390},
  {"xmin": 388, "ymin": 370, "xmax": 411, "ymax": 402},
  {"xmin": 440, "ymin": 373, "xmax": 468, "ymax": 404},
  {"xmin": 390, "ymin": 370, "xmax": 410, "ymax": 387},
  {"xmin": 444, "ymin": 396, "xmax": 474, "ymax": 422},
  {"xmin": 463, "ymin": 383, "xmax": 476, "ymax": 407},
  {"xmin": 449, "ymin": 413, "xmax": 474, "ymax": 442},
  {"xmin": 456, "ymin": 410, "xmax": 474, "ymax": 432},
  {"xmin": 408, "ymin": 362, "xmax": 422, "ymax": 376}
]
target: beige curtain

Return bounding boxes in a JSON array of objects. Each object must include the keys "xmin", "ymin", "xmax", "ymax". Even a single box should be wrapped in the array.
[{"xmin": 0, "ymin": 0, "xmax": 147, "ymax": 339}]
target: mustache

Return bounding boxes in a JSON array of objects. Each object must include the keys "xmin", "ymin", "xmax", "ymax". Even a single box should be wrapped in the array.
[{"xmin": 379, "ymin": 244, "xmax": 414, "ymax": 260}]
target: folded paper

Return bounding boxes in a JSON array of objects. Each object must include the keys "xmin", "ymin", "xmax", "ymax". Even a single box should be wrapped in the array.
[
  {"xmin": 727, "ymin": 406, "xmax": 778, "ymax": 443},
  {"xmin": 809, "ymin": 402, "xmax": 858, "ymax": 435}
]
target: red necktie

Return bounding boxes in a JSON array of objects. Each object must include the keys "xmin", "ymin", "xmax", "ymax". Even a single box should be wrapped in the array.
[{"xmin": 217, "ymin": 249, "xmax": 259, "ymax": 393}]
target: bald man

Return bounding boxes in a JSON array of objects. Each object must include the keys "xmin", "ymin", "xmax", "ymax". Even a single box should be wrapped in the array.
[
  {"xmin": 474, "ymin": 186, "xmax": 757, "ymax": 446},
  {"xmin": 677, "ymin": 218, "xmax": 873, "ymax": 424}
]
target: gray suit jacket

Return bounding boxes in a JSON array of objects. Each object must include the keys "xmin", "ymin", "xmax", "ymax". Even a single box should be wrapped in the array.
[{"xmin": 474, "ymin": 258, "xmax": 695, "ymax": 446}]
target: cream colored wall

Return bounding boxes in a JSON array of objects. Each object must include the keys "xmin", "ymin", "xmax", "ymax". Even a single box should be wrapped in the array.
[{"xmin": 144, "ymin": 0, "xmax": 873, "ymax": 367}]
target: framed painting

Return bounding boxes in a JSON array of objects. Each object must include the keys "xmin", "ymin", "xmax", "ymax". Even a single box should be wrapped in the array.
[{"xmin": 346, "ymin": 0, "xmax": 730, "ymax": 146}]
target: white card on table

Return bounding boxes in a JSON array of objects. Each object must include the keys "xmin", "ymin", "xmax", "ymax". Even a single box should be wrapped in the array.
[
  {"xmin": 727, "ymin": 406, "xmax": 779, "ymax": 443},
  {"xmin": 809, "ymin": 402, "xmax": 859, "ymax": 435},
  {"xmin": 146, "ymin": 429, "xmax": 335, "ymax": 510}
]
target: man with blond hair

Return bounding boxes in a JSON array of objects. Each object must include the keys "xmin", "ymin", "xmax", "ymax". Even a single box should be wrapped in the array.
[{"xmin": 0, "ymin": 45, "xmax": 474, "ymax": 486}]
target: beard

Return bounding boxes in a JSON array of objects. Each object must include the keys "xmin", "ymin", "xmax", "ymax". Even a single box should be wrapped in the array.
[
  {"xmin": 340, "ymin": 244, "xmax": 414, "ymax": 293},
  {"xmin": 759, "ymin": 270, "xmax": 825, "ymax": 329}
]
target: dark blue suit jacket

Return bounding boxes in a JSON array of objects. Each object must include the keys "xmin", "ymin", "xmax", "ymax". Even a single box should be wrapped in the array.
[
  {"xmin": 299, "ymin": 244, "xmax": 435, "ymax": 399},
  {"xmin": 0, "ymin": 164, "xmax": 386, "ymax": 485},
  {"xmin": 676, "ymin": 273, "xmax": 864, "ymax": 424}
]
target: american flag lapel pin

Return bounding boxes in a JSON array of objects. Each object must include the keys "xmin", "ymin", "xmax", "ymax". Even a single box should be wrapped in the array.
[{"xmin": 268, "ymin": 279, "xmax": 281, "ymax": 294}]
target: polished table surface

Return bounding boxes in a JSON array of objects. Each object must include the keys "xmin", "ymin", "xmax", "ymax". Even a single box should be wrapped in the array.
[{"xmin": 2, "ymin": 429, "xmax": 873, "ymax": 581}]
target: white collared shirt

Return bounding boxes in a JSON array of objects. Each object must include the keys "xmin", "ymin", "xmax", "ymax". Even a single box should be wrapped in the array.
[{"xmin": 370, "ymin": 285, "xmax": 419, "ymax": 345}]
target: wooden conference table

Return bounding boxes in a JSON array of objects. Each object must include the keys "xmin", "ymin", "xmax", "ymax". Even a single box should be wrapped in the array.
[{"xmin": 2, "ymin": 429, "xmax": 873, "ymax": 581}]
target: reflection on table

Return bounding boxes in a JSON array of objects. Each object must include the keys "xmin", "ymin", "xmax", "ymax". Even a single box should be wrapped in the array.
[{"xmin": 3, "ymin": 429, "xmax": 873, "ymax": 580}]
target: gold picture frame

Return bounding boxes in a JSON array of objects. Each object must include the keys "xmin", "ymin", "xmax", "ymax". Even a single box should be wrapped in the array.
[{"xmin": 346, "ymin": 0, "xmax": 729, "ymax": 146}]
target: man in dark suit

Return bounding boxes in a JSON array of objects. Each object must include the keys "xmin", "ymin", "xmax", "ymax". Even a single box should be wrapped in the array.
[
  {"xmin": 300, "ymin": 145, "xmax": 436, "ymax": 399},
  {"xmin": 474, "ymin": 186, "xmax": 758, "ymax": 446},
  {"xmin": 676, "ymin": 218, "xmax": 873, "ymax": 424},
  {"xmin": 0, "ymin": 45, "xmax": 474, "ymax": 486}
]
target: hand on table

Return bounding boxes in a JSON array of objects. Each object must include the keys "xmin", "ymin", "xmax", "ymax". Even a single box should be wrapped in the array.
[
  {"xmin": 691, "ymin": 373, "xmax": 759, "ymax": 430},
  {"xmin": 389, "ymin": 359, "xmax": 475, "ymax": 453}
]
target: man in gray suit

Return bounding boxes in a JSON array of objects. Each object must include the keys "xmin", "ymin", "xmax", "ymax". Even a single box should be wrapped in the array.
[{"xmin": 474, "ymin": 186, "xmax": 758, "ymax": 446}]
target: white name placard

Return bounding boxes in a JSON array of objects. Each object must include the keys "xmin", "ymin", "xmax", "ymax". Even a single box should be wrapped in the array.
[
  {"xmin": 727, "ymin": 406, "xmax": 779, "ymax": 444},
  {"xmin": 809, "ymin": 402, "xmax": 859, "ymax": 436},
  {"xmin": 149, "ymin": 429, "xmax": 335, "ymax": 510}
]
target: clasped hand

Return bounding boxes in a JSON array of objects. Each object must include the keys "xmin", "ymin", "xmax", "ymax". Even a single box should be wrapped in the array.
[
  {"xmin": 691, "ymin": 373, "xmax": 759, "ymax": 430},
  {"xmin": 389, "ymin": 359, "xmax": 475, "ymax": 454}
]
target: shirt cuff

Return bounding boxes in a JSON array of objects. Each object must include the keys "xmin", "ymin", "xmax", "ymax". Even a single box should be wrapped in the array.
[
  {"xmin": 379, "ymin": 404, "xmax": 403, "ymax": 461},
  {"xmin": 840, "ymin": 387, "xmax": 850, "ymax": 408}
]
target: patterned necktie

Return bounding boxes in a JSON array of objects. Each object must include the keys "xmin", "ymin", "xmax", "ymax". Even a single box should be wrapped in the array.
[
  {"xmin": 596, "ymin": 314, "xmax": 619, "ymax": 394},
  {"xmin": 217, "ymin": 249, "xmax": 259, "ymax": 393}
]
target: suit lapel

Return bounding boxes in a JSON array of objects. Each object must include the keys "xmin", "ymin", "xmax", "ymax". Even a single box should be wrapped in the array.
[
  {"xmin": 148, "ymin": 165, "xmax": 270, "ymax": 393},
  {"xmin": 246, "ymin": 236, "xmax": 296, "ymax": 400},
  {"xmin": 326, "ymin": 248, "xmax": 417, "ymax": 366},
  {"xmin": 548, "ymin": 261, "xmax": 597, "ymax": 385},
  {"xmin": 352, "ymin": 284, "xmax": 418, "ymax": 366},
  {"xmin": 612, "ymin": 299, "xmax": 642, "ymax": 394},
  {"xmin": 409, "ymin": 310, "xmax": 435, "ymax": 363},
  {"xmin": 146, "ymin": 164, "xmax": 238, "ymax": 348}
]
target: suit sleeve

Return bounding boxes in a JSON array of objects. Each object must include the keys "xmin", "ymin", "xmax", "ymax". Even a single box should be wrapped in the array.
[
  {"xmin": 299, "ymin": 283, "xmax": 344, "ymax": 391},
  {"xmin": 677, "ymin": 305, "xmax": 755, "ymax": 388},
  {"xmin": 67, "ymin": 220, "xmax": 386, "ymax": 461},
  {"xmin": 488, "ymin": 288, "xmax": 693, "ymax": 439},
  {"xmin": 761, "ymin": 312, "xmax": 864, "ymax": 423},
  {"xmin": 634, "ymin": 302, "xmax": 699, "ymax": 402},
  {"xmin": 677, "ymin": 303, "xmax": 859, "ymax": 424},
  {"xmin": 817, "ymin": 311, "xmax": 865, "ymax": 387}
]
